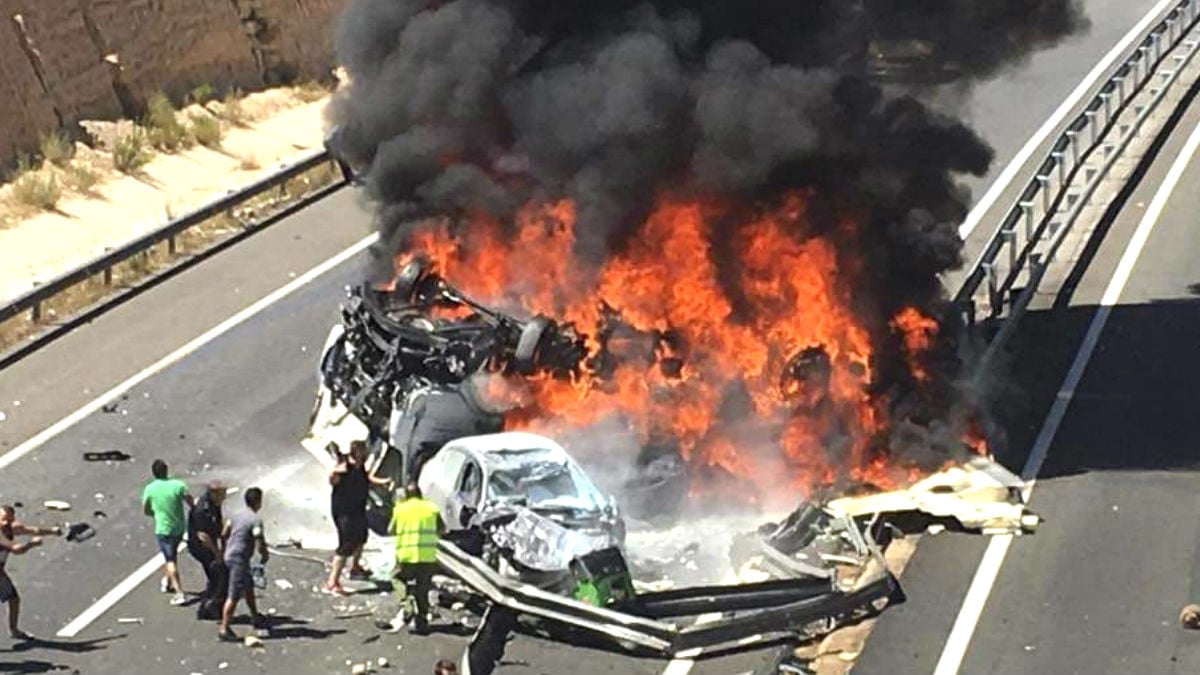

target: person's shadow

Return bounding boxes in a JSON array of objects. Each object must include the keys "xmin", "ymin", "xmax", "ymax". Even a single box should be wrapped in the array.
[
  {"xmin": 232, "ymin": 614, "xmax": 347, "ymax": 641},
  {"xmin": 0, "ymin": 634, "xmax": 124, "ymax": 673}
]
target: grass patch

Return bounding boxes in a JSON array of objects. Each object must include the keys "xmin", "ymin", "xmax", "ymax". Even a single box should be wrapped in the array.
[
  {"xmin": 220, "ymin": 89, "xmax": 249, "ymax": 127},
  {"xmin": 9, "ymin": 158, "xmax": 61, "ymax": 211},
  {"xmin": 189, "ymin": 83, "xmax": 217, "ymax": 105},
  {"xmin": 64, "ymin": 165, "xmax": 101, "ymax": 196},
  {"xmin": 144, "ymin": 91, "xmax": 193, "ymax": 152},
  {"xmin": 190, "ymin": 113, "xmax": 223, "ymax": 149},
  {"xmin": 39, "ymin": 132, "xmax": 74, "ymax": 167},
  {"xmin": 112, "ymin": 129, "xmax": 152, "ymax": 173}
]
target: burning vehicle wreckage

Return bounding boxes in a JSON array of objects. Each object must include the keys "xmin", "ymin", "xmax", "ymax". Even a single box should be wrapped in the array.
[{"xmin": 305, "ymin": 258, "xmax": 1041, "ymax": 669}]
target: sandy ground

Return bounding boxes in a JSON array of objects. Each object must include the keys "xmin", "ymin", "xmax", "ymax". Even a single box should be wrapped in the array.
[{"xmin": 0, "ymin": 90, "xmax": 332, "ymax": 303}]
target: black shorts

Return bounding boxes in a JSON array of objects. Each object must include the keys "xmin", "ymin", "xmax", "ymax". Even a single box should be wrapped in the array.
[
  {"xmin": 334, "ymin": 513, "xmax": 368, "ymax": 557},
  {"xmin": 0, "ymin": 571, "xmax": 15, "ymax": 603}
]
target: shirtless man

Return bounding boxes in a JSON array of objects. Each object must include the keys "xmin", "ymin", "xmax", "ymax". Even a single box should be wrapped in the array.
[{"xmin": 0, "ymin": 505, "xmax": 63, "ymax": 640}]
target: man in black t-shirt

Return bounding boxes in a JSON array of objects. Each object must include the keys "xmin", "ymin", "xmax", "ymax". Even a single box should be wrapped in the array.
[
  {"xmin": 187, "ymin": 481, "xmax": 228, "ymax": 603},
  {"xmin": 323, "ymin": 440, "xmax": 392, "ymax": 594}
]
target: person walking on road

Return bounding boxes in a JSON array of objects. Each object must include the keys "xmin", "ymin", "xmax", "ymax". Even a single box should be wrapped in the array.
[
  {"xmin": 142, "ymin": 459, "xmax": 193, "ymax": 606},
  {"xmin": 390, "ymin": 482, "xmax": 443, "ymax": 635},
  {"xmin": 324, "ymin": 440, "xmax": 392, "ymax": 595},
  {"xmin": 0, "ymin": 505, "xmax": 63, "ymax": 640},
  {"xmin": 187, "ymin": 481, "xmax": 228, "ymax": 608},
  {"xmin": 218, "ymin": 487, "xmax": 269, "ymax": 642}
]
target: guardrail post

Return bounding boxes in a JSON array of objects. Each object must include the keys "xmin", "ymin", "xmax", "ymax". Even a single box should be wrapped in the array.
[
  {"xmin": 1153, "ymin": 31, "xmax": 1163, "ymax": 63},
  {"xmin": 1113, "ymin": 75, "xmax": 1126, "ymax": 106},
  {"xmin": 1100, "ymin": 92, "xmax": 1113, "ymax": 124},
  {"xmin": 1086, "ymin": 109, "xmax": 1099, "ymax": 145},
  {"xmin": 1020, "ymin": 201, "xmax": 1036, "ymax": 241},
  {"xmin": 30, "ymin": 302, "xmax": 41, "ymax": 323},
  {"xmin": 103, "ymin": 267, "xmax": 113, "ymax": 286},
  {"xmin": 1066, "ymin": 130, "xmax": 1081, "ymax": 165},
  {"xmin": 1002, "ymin": 227, "xmax": 1017, "ymax": 271},
  {"xmin": 983, "ymin": 262, "xmax": 999, "ymax": 317},
  {"xmin": 1036, "ymin": 174, "xmax": 1052, "ymax": 212},
  {"xmin": 1052, "ymin": 151, "xmax": 1067, "ymax": 184},
  {"xmin": 168, "ymin": 235, "xmax": 177, "ymax": 256}
]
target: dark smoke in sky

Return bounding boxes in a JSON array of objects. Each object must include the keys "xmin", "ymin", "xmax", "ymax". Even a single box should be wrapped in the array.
[
  {"xmin": 327, "ymin": 0, "xmax": 1087, "ymax": 472},
  {"xmin": 330, "ymin": 0, "xmax": 1085, "ymax": 293}
]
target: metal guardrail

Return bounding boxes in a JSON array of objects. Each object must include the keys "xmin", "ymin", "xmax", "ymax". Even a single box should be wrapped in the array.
[
  {"xmin": 957, "ymin": 0, "xmax": 1200, "ymax": 361},
  {"xmin": 0, "ymin": 149, "xmax": 344, "ymax": 327}
]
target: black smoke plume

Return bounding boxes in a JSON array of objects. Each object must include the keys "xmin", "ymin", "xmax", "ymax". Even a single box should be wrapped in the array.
[{"xmin": 327, "ymin": 0, "xmax": 1087, "ymax": 481}]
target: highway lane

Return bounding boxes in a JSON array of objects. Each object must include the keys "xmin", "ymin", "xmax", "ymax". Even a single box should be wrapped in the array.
[
  {"xmin": 950, "ymin": 100, "xmax": 1200, "ymax": 675},
  {"xmin": 0, "ymin": 2, "xmax": 1174, "ymax": 673},
  {"xmin": 855, "ymin": 58, "xmax": 1200, "ymax": 675}
]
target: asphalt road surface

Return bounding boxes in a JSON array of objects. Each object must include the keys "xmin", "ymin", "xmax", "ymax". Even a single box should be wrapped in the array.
[
  {"xmin": 0, "ymin": 2, "xmax": 1172, "ymax": 673},
  {"xmin": 856, "ymin": 39, "xmax": 1200, "ymax": 675}
]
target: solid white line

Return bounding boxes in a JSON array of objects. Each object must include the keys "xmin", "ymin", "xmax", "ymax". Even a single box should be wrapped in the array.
[
  {"xmin": 0, "ymin": 232, "xmax": 377, "ymax": 473},
  {"xmin": 56, "ymin": 548, "xmax": 175, "ymax": 638},
  {"xmin": 933, "ymin": 113, "xmax": 1200, "ymax": 675},
  {"xmin": 57, "ymin": 462, "xmax": 308, "ymax": 637},
  {"xmin": 959, "ymin": 0, "xmax": 1178, "ymax": 240}
]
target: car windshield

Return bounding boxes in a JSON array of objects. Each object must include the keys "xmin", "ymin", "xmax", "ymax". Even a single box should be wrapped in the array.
[{"xmin": 485, "ymin": 448, "xmax": 605, "ymax": 512}]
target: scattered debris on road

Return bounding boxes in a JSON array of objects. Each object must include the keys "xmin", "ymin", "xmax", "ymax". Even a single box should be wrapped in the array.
[
  {"xmin": 44, "ymin": 500, "xmax": 70, "ymax": 511},
  {"xmin": 83, "ymin": 450, "xmax": 132, "ymax": 462},
  {"xmin": 1181, "ymin": 604, "xmax": 1200, "ymax": 628}
]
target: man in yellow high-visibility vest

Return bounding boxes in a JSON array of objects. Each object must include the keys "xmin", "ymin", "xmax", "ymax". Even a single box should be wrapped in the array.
[{"xmin": 389, "ymin": 482, "xmax": 443, "ymax": 634}]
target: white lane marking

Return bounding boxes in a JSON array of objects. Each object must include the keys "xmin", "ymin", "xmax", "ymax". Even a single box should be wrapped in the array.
[
  {"xmin": 57, "ymin": 461, "xmax": 308, "ymax": 637},
  {"xmin": 933, "ymin": 113, "xmax": 1200, "ymax": 675},
  {"xmin": 661, "ymin": 611, "xmax": 722, "ymax": 675},
  {"xmin": 959, "ymin": 0, "xmax": 1177, "ymax": 240},
  {"xmin": 0, "ymin": 232, "xmax": 378, "ymax": 473}
]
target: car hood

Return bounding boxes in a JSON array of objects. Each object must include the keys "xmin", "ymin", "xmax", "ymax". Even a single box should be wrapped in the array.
[{"xmin": 479, "ymin": 505, "xmax": 619, "ymax": 572}]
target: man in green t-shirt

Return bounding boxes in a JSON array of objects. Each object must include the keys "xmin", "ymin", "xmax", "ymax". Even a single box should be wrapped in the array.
[{"xmin": 142, "ymin": 459, "xmax": 193, "ymax": 606}]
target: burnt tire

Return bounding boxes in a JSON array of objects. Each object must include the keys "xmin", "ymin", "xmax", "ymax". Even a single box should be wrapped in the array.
[
  {"xmin": 392, "ymin": 256, "xmax": 430, "ymax": 302},
  {"xmin": 513, "ymin": 316, "xmax": 550, "ymax": 374}
]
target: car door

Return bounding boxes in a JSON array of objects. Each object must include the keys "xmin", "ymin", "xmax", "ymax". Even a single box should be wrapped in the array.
[{"xmin": 419, "ymin": 447, "xmax": 468, "ymax": 527}]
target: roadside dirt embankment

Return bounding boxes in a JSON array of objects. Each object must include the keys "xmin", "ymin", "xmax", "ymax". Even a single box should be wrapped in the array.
[{"xmin": 0, "ymin": 0, "xmax": 346, "ymax": 167}]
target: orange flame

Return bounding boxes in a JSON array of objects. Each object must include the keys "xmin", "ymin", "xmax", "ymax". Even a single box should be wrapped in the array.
[
  {"xmin": 890, "ymin": 307, "xmax": 939, "ymax": 383},
  {"xmin": 392, "ymin": 191, "xmax": 960, "ymax": 504}
]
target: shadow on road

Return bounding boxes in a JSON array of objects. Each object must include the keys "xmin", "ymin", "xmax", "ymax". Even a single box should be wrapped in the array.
[{"xmin": 984, "ymin": 297, "xmax": 1200, "ymax": 480}]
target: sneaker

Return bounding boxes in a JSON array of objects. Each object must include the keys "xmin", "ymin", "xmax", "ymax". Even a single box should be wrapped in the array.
[
  {"xmin": 159, "ymin": 577, "xmax": 169, "ymax": 594},
  {"xmin": 170, "ymin": 593, "xmax": 187, "ymax": 606},
  {"xmin": 217, "ymin": 628, "xmax": 240, "ymax": 643},
  {"xmin": 348, "ymin": 566, "xmax": 372, "ymax": 580}
]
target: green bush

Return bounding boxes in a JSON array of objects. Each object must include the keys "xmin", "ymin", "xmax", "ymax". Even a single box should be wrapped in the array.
[
  {"xmin": 220, "ymin": 90, "xmax": 249, "ymax": 126},
  {"xmin": 189, "ymin": 83, "xmax": 217, "ymax": 105},
  {"xmin": 144, "ymin": 91, "xmax": 192, "ymax": 151},
  {"xmin": 112, "ymin": 129, "xmax": 152, "ymax": 173},
  {"xmin": 10, "ymin": 158, "xmax": 61, "ymax": 211},
  {"xmin": 39, "ymin": 132, "xmax": 74, "ymax": 167},
  {"xmin": 190, "ymin": 113, "xmax": 223, "ymax": 149},
  {"xmin": 65, "ymin": 164, "xmax": 101, "ymax": 195}
]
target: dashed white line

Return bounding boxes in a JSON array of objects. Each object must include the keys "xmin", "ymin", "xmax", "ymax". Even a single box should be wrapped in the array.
[
  {"xmin": 959, "ymin": 0, "xmax": 1179, "ymax": 240},
  {"xmin": 933, "ymin": 113, "xmax": 1200, "ymax": 675}
]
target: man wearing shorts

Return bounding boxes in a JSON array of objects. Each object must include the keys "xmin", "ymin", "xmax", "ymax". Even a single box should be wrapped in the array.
[
  {"xmin": 218, "ymin": 487, "xmax": 268, "ymax": 642},
  {"xmin": 0, "ymin": 505, "xmax": 63, "ymax": 640},
  {"xmin": 142, "ymin": 459, "xmax": 193, "ymax": 606},
  {"xmin": 323, "ymin": 440, "xmax": 391, "ymax": 594}
]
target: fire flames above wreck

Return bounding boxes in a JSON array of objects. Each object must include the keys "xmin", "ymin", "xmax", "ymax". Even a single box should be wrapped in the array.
[{"xmin": 328, "ymin": 0, "xmax": 1086, "ymax": 497}]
